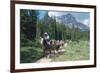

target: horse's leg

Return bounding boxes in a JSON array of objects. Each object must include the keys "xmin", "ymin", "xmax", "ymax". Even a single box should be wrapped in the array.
[
  {"xmin": 45, "ymin": 49, "xmax": 49, "ymax": 58},
  {"xmin": 43, "ymin": 48, "xmax": 47, "ymax": 58},
  {"xmin": 49, "ymin": 49, "xmax": 52, "ymax": 58}
]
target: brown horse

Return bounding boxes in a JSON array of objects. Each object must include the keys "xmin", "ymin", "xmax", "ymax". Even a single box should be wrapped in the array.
[
  {"xmin": 41, "ymin": 37, "xmax": 65, "ymax": 58},
  {"xmin": 50, "ymin": 40, "xmax": 65, "ymax": 55}
]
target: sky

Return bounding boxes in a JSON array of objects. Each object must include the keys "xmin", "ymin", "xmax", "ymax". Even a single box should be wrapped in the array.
[
  {"xmin": 38, "ymin": 10, "xmax": 90, "ymax": 27},
  {"xmin": 38, "ymin": 10, "xmax": 47, "ymax": 19}
]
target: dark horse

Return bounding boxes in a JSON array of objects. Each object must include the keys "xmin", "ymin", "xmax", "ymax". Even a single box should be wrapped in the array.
[{"xmin": 42, "ymin": 38, "xmax": 51, "ymax": 58}]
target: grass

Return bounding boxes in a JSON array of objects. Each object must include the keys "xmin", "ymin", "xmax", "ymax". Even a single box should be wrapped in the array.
[
  {"xmin": 20, "ymin": 40, "xmax": 90, "ymax": 63},
  {"xmin": 51, "ymin": 40, "xmax": 90, "ymax": 62}
]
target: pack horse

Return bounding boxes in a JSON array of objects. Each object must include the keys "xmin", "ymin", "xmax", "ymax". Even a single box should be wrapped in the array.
[{"xmin": 40, "ymin": 32, "xmax": 66, "ymax": 58}]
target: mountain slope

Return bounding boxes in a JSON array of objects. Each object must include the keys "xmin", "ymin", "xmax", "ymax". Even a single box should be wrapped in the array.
[{"xmin": 55, "ymin": 13, "xmax": 89, "ymax": 31}]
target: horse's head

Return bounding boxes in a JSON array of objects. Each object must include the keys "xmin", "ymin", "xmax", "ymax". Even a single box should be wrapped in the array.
[
  {"xmin": 50, "ymin": 40, "xmax": 56, "ymax": 45},
  {"xmin": 60, "ymin": 40, "xmax": 64, "ymax": 46}
]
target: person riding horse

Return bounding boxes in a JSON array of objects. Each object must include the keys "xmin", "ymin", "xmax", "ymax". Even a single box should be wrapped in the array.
[
  {"xmin": 42, "ymin": 32, "xmax": 65, "ymax": 58},
  {"xmin": 42, "ymin": 32, "xmax": 51, "ymax": 57}
]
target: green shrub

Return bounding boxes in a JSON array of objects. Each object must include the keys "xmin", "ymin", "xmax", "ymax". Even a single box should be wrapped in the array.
[{"xmin": 20, "ymin": 47, "xmax": 43, "ymax": 63}]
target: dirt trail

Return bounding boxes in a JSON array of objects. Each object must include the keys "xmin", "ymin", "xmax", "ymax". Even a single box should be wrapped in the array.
[
  {"xmin": 37, "ymin": 42, "xmax": 67, "ymax": 63},
  {"xmin": 37, "ymin": 57, "xmax": 52, "ymax": 63}
]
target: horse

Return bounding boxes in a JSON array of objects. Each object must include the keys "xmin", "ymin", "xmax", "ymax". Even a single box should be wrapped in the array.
[
  {"xmin": 40, "ymin": 37, "xmax": 51, "ymax": 58},
  {"xmin": 40, "ymin": 37, "xmax": 66, "ymax": 58},
  {"xmin": 50, "ymin": 40, "xmax": 65, "ymax": 55}
]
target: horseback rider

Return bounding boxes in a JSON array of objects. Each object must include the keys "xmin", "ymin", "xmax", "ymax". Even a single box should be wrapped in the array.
[
  {"xmin": 42, "ymin": 32, "xmax": 51, "ymax": 57},
  {"xmin": 43, "ymin": 32, "xmax": 50, "ymax": 45}
]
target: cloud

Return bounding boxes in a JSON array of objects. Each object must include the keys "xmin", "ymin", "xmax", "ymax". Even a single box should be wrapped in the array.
[
  {"xmin": 82, "ymin": 19, "xmax": 90, "ymax": 27},
  {"xmin": 48, "ymin": 11, "xmax": 67, "ymax": 17}
]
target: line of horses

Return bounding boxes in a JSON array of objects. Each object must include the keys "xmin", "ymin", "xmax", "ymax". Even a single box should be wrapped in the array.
[{"xmin": 40, "ymin": 38, "xmax": 67, "ymax": 58}]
